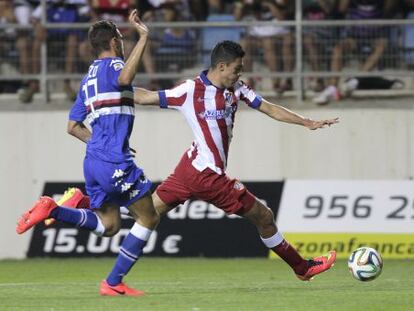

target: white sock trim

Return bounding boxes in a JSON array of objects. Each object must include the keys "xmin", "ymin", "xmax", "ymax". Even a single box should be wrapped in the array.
[
  {"xmin": 119, "ymin": 206, "xmax": 133, "ymax": 219},
  {"xmin": 130, "ymin": 223, "xmax": 152, "ymax": 241},
  {"xmin": 93, "ymin": 214, "xmax": 105, "ymax": 237},
  {"xmin": 120, "ymin": 206, "xmax": 129, "ymax": 215},
  {"xmin": 261, "ymin": 232, "xmax": 284, "ymax": 248}
]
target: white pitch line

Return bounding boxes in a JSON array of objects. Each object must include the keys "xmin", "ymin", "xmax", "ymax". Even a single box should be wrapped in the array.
[
  {"xmin": 0, "ymin": 282, "xmax": 96, "ymax": 287},
  {"xmin": 0, "ymin": 281, "xmax": 185, "ymax": 288}
]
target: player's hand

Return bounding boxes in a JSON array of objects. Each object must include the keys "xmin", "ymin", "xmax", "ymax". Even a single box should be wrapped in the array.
[
  {"xmin": 128, "ymin": 9, "xmax": 149, "ymax": 37},
  {"xmin": 304, "ymin": 117, "xmax": 339, "ymax": 130}
]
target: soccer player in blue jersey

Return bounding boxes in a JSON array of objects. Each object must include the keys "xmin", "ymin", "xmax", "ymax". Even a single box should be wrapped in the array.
[{"xmin": 16, "ymin": 10, "xmax": 159, "ymax": 296}]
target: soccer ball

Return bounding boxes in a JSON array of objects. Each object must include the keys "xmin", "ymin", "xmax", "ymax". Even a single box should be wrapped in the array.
[{"xmin": 348, "ymin": 247, "xmax": 383, "ymax": 281}]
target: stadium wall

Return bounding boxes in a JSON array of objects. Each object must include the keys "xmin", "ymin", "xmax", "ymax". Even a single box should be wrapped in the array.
[{"xmin": 1, "ymin": 107, "xmax": 414, "ymax": 259}]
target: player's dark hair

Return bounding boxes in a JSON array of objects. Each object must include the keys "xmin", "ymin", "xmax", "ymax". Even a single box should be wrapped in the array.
[
  {"xmin": 88, "ymin": 20, "xmax": 120, "ymax": 56},
  {"xmin": 210, "ymin": 41, "xmax": 245, "ymax": 68}
]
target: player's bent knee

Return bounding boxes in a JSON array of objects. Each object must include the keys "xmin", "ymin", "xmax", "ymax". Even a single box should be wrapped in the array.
[
  {"xmin": 150, "ymin": 214, "xmax": 160, "ymax": 229},
  {"xmin": 141, "ymin": 210, "xmax": 160, "ymax": 229},
  {"xmin": 245, "ymin": 200, "xmax": 275, "ymax": 229},
  {"xmin": 152, "ymin": 193, "xmax": 171, "ymax": 216},
  {"xmin": 155, "ymin": 204, "xmax": 170, "ymax": 217},
  {"xmin": 102, "ymin": 219, "xmax": 121, "ymax": 237},
  {"xmin": 251, "ymin": 201, "xmax": 275, "ymax": 228},
  {"xmin": 103, "ymin": 224, "xmax": 120, "ymax": 237},
  {"xmin": 265, "ymin": 206, "xmax": 275, "ymax": 220}
]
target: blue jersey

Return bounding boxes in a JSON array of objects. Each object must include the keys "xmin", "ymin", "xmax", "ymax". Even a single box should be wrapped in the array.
[{"xmin": 69, "ymin": 57, "xmax": 135, "ymax": 163}]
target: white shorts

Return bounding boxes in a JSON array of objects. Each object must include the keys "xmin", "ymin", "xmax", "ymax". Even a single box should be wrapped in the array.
[
  {"xmin": 14, "ymin": 5, "xmax": 34, "ymax": 25},
  {"xmin": 248, "ymin": 19, "xmax": 290, "ymax": 37}
]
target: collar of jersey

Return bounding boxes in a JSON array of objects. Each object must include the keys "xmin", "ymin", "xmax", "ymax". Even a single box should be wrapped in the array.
[
  {"xmin": 94, "ymin": 57, "xmax": 123, "ymax": 62},
  {"xmin": 200, "ymin": 70, "xmax": 224, "ymax": 91}
]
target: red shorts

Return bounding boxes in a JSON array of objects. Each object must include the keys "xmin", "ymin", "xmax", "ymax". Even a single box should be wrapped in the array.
[{"xmin": 156, "ymin": 153, "xmax": 256, "ymax": 215}]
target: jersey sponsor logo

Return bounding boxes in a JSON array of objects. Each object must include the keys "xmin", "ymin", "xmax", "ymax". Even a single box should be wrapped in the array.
[
  {"xmin": 113, "ymin": 63, "xmax": 124, "ymax": 71},
  {"xmin": 198, "ymin": 106, "xmax": 236, "ymax": 120},
  {"xmin": 110, "ymin": 59, "xmax": 124, "ymax": 71}
]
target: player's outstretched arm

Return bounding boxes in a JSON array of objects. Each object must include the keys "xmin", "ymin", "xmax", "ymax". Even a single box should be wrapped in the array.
[
  {"xmin": 67, "ymin": 120, "xmax": 91, "ymax": 143},
  {"xmin": 118, "ymin": 9, "xmax": 149, "ymax": 86},
  {"xmin": 258, "ymin": 98, "xmax": 339, "ymax": 130},
  {"xmin": 133, "ymin": 87, "xmax": 160, "ymax": 105}
]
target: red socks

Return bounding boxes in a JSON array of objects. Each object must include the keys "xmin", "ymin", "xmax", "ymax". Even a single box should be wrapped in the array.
[
  {"xmin": 261, "ymin": 232, "xmax": 308, "ymax": 275},
  {"xmin": 272, "ymin": 239, "xmax": 308, "ymax": 275}
]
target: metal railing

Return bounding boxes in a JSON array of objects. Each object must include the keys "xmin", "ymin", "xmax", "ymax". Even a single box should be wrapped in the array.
[{"xmin": 1, "ymin": 1, "xmax": 414, "ymax": 102}]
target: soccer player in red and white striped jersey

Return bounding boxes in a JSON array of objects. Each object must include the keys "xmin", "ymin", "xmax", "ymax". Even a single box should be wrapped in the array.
[{"xmin": 141, "ymin": 40, "xmax": 339, "ymax": 280}]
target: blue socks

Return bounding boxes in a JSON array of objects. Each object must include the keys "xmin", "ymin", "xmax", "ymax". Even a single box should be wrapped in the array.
[
  {"xmin": 106, "ymin": 223, "xmax": 152, "ymax": 286},
  {"xmin": 51, "ymin": 208, "xmax": 153, "ymax": 285},
  {"xmin": 50, "ymin": 207, "xmax": 105, "ymax": 236}
]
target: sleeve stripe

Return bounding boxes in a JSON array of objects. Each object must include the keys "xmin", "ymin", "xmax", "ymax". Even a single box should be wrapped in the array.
[
  {"xmin": 158, "ymin": 90, "xmax": 187, "ymax": 108},
  {"xmin": 250, "ymin": 96, "xmax": 262, "ymax": 109},
  {"xmin": 159, "ymin": 90, "xmax": 168, "ymax": 109},
  {"xmin": 168, "ymin": 93, "xmax": 187, "ymax": 106}
]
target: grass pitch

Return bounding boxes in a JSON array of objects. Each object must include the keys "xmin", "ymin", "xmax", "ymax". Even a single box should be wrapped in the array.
[{"xmin": 0, "ymin": 258, "xmax": 412, "ymax": 311}]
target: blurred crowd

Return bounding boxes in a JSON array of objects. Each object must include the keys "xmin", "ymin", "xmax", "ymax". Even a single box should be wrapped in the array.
[{"xmin": 1, "ymin": 0, "xmax": 414, "ymax": 104}]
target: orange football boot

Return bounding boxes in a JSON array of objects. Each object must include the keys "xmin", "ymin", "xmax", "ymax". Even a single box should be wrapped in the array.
[
  {"xmin": 44, "ymin": 187, "xmax": 89, "ymax": 226},
  {"xmin": 100, "ymin": 280, "xmax": 145, "ymax": 297},
  {"xmin": 296, "ymin": 250, "xmax": 337, "ymax": 281},
  {"xmin": 16, "ymin": 196, "xmax": 57, "ymax": 234}
]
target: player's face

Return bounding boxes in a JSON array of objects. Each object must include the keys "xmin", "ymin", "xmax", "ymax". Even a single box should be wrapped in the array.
[
  {"xmin": 113, "ymin": 29, "xmax": 125, "ymax": 59},
  {"xmin": 221, "ymin": 58, "xmax": 243, "ymax": 88}
]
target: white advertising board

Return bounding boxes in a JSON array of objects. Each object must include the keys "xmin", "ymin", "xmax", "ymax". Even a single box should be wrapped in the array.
[{"xmin": 278, "ymin": 180, "xmax": 414, "ymax": 233}]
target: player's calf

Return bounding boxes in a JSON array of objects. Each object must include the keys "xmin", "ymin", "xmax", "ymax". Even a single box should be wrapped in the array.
[{"xmin": 17, "ymin": 195, "xmax": 105, "ymax": 236}]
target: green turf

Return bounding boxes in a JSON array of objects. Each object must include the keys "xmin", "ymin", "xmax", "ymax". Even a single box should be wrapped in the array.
[{"xmin": 0, "ymin": 258, "xmax": 412, "ymax": 311}]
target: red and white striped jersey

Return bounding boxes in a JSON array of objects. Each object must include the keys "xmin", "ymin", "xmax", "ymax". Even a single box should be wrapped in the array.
[{"xmin": 158, "ymin": 70, "xmax": 262, "ymax": 175}]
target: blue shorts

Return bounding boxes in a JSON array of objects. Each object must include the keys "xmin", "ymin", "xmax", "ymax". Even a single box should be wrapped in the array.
[{"xmin": 83, "ymin": 156, "xmax": 152, "ymax": 209}]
